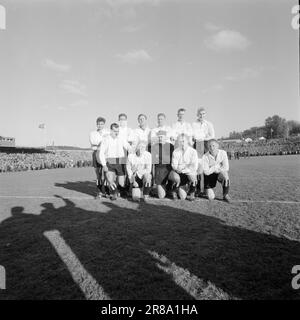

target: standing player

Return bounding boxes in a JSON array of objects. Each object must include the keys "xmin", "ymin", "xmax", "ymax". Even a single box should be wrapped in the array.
[
  {"xmin": 118, "ymin": 113, "xmax": 135, "ymax": 145},
  {"xmin": 150, "ymin": 113, "xmax": 175, "ymax": 145},
  {"xmin": 98, "ymin": 123, "xmax": 131, "ymax": 200},
  {"xmin": 192, "ymin": 107, "xmax": 215, "ymax": 196},
  {"xmin": 126, "ymin": 141, "xmax": 152, "ymax": 201},
  {"xmin": 133, "ymin": 114, "xmax": 151, "ymax": 148},
  {"xmin": 172, "ymin": 108, "xmax": 193, "ymax": 145},
  {"xmin": 89, "ymin": 117, "xmax": 110, "ymax": 198},
  {"xmin": 151, "ymin": 130, "xmax": 174, "ymax": 199},
  {"xmin": 202, "ymin": 139, "xmax": 230, "ymax": 202},
  {"xmin": 169, "ymin": 134, "xmax": 198, "ymax": 200}
]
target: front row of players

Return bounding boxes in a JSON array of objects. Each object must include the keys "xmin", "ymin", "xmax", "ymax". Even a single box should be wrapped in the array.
[{"xmin": 94, "ymin": 122, "xmax": 230, "ymax": 202}]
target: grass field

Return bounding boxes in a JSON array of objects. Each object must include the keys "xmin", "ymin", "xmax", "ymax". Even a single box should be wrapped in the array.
[{"xmin": 0, "ymin": 155, "xmax": 299, "ymax": 300}]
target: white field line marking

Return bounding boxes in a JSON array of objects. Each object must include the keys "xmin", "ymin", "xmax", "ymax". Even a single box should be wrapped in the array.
[
  {"xmin": 0, "ymin": 195, "xmax": 299, "ymax": 205},
  {"xmin": 148, "ymin": 250, "xmax": 235, "ymax": 300},
  {"xmin": 44, "ymin": 230, "xmax": 110, "ymax": 300}
]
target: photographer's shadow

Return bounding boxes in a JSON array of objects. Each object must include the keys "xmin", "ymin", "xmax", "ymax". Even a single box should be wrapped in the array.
[{"xmin": 0, "ymin": 197, "xmax": 299, "ymax": 300}]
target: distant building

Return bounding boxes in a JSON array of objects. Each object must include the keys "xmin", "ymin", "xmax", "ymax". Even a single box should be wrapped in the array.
[{"xmin": 0, "ymin": 136, "xmax": 15, "ymax": 147}]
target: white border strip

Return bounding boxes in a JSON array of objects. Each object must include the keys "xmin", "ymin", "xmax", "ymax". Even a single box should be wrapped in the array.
[
  {"xmin": 149, "ymin": 250, "xmax": 234, "ymax": 300},
  {"xmin": 44, "ymin": 230, "xmax": 110, "ymax": 300}
]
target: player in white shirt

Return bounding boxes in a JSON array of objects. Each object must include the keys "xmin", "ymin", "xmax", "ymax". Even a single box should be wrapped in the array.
[
  {"xmin": 133, "ymin": 114, "xmax": 151, "ymax": 148},
  {"xmin": 150, "ymin": 113, "xmax": 175, "ymax": 145},
  {"xmin": 169, "ymin": 134, "xmax": 198, "ymax": 200},
  {"xmin": 202, "ymin": 139, "xmax": 230, "ymax": 202},
  {"xmin": 89, "ymin": 117, "xmax": 110, "ymax": 198},
  {"xmin": 126, "ymin": 141, "xmax": 152, "ymax": 201},
  {"xmin": 118, "ymin": 113, "xmax": 135, "ymax": 145},
  {"xmin": 192, "ymin": 107, "xmax": 215, "ymax": 197},
  {"xmin": 172, "ymin": 108, "xmax": 193, "ymax": 145},
  {"xmin": 98, "ymin": 123, "xmax": 131, "ymax": 200}
]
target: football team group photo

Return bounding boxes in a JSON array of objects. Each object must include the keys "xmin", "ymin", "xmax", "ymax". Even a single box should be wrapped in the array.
[{"xmin": 0, "ymin": 0, "xmax": 299, "ymax": 303}]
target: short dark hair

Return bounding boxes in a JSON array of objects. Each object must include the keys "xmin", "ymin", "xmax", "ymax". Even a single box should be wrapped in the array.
[
  {"xmin": 177, "ymin": 108, "xmax": 186, "ymax": 114},
  {"xmin": 111, "ymin": 123, "xmax": 119, "ymax": 130},
  {"xmin": 96, "ymin": 117, "xmax": 106, "ymax": 124},
  {"xmin": 118, "ymin": 113, "xmax": 127, "ymax": 120},
  {"xmin": 157, "ymin": 113, "xmax": 166, "ymax": 119},
  {"xmin": 197, "ymin": 107, "xmax": 206, "ymax": 114},
  {"xmin": 138, "ymin": 114, "xmax": 147, "ymax": 120},
  {"xmin": 208, "ymin": 139, "xmax": 218, "ymax": 146}
]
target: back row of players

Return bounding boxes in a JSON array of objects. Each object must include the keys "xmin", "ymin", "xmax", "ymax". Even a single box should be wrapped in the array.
[{"xmin": 89, "ymin": 108, "xmax": 230, "ymax": 202}]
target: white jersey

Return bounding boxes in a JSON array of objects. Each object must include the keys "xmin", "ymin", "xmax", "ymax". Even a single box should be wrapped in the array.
[
  {"xmin": 192, "ymin": 120, "xmax": 215, "ymax": 141},
  {"xmin": 126, "ymin": 151, "xmax": 152, "ymax": 180},
  {"xmin": 89, "ymin": 129, "xmax": 110, "ymax": 151}
]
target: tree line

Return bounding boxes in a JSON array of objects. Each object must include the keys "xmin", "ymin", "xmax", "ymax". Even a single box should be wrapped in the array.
[{"xmin": 227, "ymin": 115, "xmax": 300, "ymax": 140}]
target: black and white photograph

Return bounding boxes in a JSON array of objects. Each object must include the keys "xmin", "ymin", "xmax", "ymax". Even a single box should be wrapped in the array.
[{"xmin": 0, "ymin": 0, "xmax": 299, "ymax": 304}]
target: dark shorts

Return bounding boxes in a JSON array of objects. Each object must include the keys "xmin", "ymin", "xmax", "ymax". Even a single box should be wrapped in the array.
[
  {"xmin": 155, "ymin": 164, "xmax": 172, "ymax": 185},
  {"xmin": 92, "ymin": 150, "xmax": 101, "ymax": 168},
  {"xmin": 107, "ymin": 163, "xmax": 126, "ymax": 176},
  {"xmin": 204, "ymin": 173, "xmax": 220, "ymax": 189},
  {"xmin": 178, "ymin": 173, "xmax": 191, "ymax": 186},
  {"xmin": 133, "ymin": 175, "xmax": 144, "ymax": 188}
]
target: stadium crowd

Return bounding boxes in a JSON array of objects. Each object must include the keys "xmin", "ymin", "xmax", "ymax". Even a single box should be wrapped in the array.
[
  {"xmin": 0, "ymin": 150, "xmax": 92, "ymax": 173},
  {"xmin": 221, "ymin": 137, "xmax": 300, "ymax": 159}
]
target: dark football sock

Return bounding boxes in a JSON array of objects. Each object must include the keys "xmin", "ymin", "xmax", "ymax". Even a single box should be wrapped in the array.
[
  {"xmin": 143, "ymin": 186, "xmax": 150, "ymax": 196},
  {"xmin": 189, "ymin": 184, "xmax": 196, "ymax": 194},
  {"xmin": 223, "ymin": 185, "xmax": 230, "ymax": 197}
]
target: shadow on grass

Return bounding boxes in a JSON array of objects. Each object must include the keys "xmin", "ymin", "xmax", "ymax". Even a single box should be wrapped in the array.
[
  {"xmin": 0, "ymin": 193, "xmax": 299, "ymax": 300},
  {"xmin": 55, "ymin": 181, "xmax": 97, "ymax": 197}
]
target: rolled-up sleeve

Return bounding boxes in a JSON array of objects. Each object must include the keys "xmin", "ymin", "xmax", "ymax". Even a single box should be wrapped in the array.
[
  {"xmin": 189, "ymin": 149, "xmax": 199, "ymax": 174},
  {"xmin": 99, "ymin": 139, "xmax": 108, "ymax": 166},
  {"xmin": 89, "ymin": 132, "xmax": 98, "ymax": 149},
  {"xmin": 126, "ymin": 155, "xmax": 134, "ymax": 180},
  {"xmin": 171, "ymin": 150, "xmax": 179, "ymax": 171},
  {"xmin": 220, "ymin": 151, "xmax": 229, "ymax": 172},
  {"xmin": 145, "ymin": 153, "xmax": 152, "ymax": 175},
  {"xmin": 207, "ymin": 122, "xmax": 215, "ymax": 140}
]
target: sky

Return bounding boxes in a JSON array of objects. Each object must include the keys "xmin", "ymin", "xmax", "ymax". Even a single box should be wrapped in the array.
[{"xmin": 0, "ymin": 0, "xmax": 299, "ymax": 147}]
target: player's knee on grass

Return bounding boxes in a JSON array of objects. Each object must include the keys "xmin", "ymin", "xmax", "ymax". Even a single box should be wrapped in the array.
[
  {"xmin": 157, "ymin": 185, "xmax": 166, "ymax": 199},
  {"xmin": 106, "ymin": 172, "xmax": 116, "ymax": 186},
  {"xmin": 168, "ymin": 170, "xmax": 180, "ymax": 185},
  {"xmin": 206, "ymin": 188, "xmax": 215, "ymax": 200},
  {"xmin": 117, "ymin": 175, "xmax": 126, "ymax": 188},
  {"xmin": 143, "ymin": 173, "xmax": 152, "ymax": 185},
  {"xmin": 178, "ymin": 187, "xmax": 187, "ymax": 200},
  {"xmin": 218, "ymin": 171, "xmax": 230, "ymax": 186}
]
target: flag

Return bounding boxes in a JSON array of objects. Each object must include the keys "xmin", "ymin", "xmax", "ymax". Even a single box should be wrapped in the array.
[{"xmin": 38, "ymin": 123, "xmax": 45, "ymax": 129}]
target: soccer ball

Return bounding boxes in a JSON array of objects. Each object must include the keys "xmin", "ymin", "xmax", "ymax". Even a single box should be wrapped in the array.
[
  {"xmin": 132, "ymin": 187, "xmax": 142, "ymax": 202},
  {"xmin": 206, "ymin": 188, "xmax": 215, "ymax": 200}
]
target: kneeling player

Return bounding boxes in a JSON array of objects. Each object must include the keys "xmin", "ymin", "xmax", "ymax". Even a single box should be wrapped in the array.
[
  {"xmin": 202, "ymin": 139, "xmax": 230, "ymax": 202},
  {"xmin": 151, "ymin": 131, "xmax": 174, "ymax": 199},
  {"xmin": 169, "ymin": 134, "xmax": 198, "ymax": 200},
  {"xmin": 126, "ymin": 141, "xmax": 152, "ymax": 201}
]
